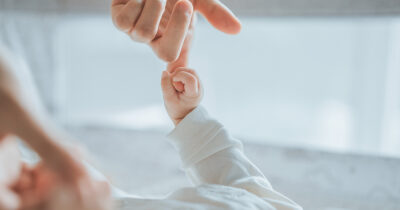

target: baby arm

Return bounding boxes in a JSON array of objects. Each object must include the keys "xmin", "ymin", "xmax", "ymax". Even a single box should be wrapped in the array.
[{"xmin": 161, "ymin": 68, "xmax": 302, "ymax": 210}]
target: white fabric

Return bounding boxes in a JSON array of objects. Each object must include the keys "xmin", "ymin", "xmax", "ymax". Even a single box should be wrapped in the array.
[{"xmin": 114, "ymin": 107, "xmax": 302, "ymax": 210}]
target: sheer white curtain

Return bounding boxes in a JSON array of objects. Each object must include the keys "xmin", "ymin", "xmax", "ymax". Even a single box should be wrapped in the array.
[
  {"xmin": 50, "ymin": 16, "xmax": 400, "ymax": 157},
  {"xmin": 381, "ymin": 22, "xmax": 400, "ymax": 155},
  {"xmin": 0, "ymin": 9, "xmax": 59, "ymax": 112}
]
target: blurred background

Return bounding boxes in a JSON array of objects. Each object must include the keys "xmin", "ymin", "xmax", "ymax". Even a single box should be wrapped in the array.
[
  {"xmin": 54, "ymin": 16, "xmax": 400, "ymax": 156},
  {"xmin": 1, "ymin": 0, "xmax": 400, "ymax": 209}
]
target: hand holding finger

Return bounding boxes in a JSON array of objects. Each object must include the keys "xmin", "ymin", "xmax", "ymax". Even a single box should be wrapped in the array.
[{"xmin": 172, "ymin": 70, "xmax": 199, "ymax": 97}]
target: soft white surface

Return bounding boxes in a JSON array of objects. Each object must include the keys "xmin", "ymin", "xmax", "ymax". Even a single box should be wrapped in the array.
[
  {"xmin": 110, "ymin": 107, "xmax": 301, "ymax": 210},
  {"xmin": 65, "ymin": 125, "xmax": 400, "ymax": 210}
]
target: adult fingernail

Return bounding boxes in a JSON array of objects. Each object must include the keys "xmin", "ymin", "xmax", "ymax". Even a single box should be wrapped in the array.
[{"xmin": 176, "ymin": 0, "xmax": 193, "ymax": 16}]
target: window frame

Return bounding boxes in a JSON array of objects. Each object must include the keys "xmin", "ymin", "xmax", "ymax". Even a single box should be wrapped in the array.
[{"xmin": 1, "ymin": 0, "xmax": 400, "ymax": 16}]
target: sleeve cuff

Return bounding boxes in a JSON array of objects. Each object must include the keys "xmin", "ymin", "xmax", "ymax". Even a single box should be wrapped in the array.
[{"xmin": 167, "ymin": 106, "xmax": 242, "ymax": 167}]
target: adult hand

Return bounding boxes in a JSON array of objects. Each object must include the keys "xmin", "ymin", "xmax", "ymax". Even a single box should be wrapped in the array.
[
  {"xmin": 0, "ymin": 49, "xmax": 85, "ymax": 190},
  {"xmin": 1, "ymin": 160, "xmax": 111, "ymax": 210},
  {"xmin": 0, "ymin": 49, "xmax": 112, "ymax": 210},
  {"xmin": 111, "ymin": 0, "xmax": 241, "ymax": 63}
]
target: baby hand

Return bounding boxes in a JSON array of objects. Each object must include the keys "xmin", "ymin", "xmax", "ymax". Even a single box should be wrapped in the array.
[{"xmin": 161, "ymin": 68, "xmax": 203, "ymax": 125}]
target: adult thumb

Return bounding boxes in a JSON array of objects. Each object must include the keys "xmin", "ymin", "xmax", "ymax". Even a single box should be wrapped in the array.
[{"xmin": 196, "ymin": 0, "xmax": 241, "ymax": 34}]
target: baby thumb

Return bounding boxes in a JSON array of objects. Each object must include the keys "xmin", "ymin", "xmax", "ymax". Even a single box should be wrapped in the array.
[{"xmin": 161, "ymin": 71, "xmax": 176, "ymax": 99}]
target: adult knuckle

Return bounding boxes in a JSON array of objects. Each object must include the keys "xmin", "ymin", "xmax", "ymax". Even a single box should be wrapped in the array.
[
  {"xmin": 158, "ymin": 49, "xmax": 178, "ymax": 62},
  {"xmin": 135, "ymin": 26, "xmax": 156, "ymax": 40},
  {"xmin": 127, "ymin": 0, "xmax": 143, "ymax": 10},
  {"xmin": 114, "ymin": 13, "xmax": 129, "ymax": 29},
  {"xmin": 130, "ymin": 0, "xmax": 143, "ymax": 6},
  {"xmin": 151, "ymin": 0, "xmax": 165, "ymax": 9}
]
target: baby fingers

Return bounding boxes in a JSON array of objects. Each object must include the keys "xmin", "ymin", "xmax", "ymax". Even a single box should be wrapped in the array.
[{"xmin": 171, "ymin": 69, "xmax": 199, "ymax": 98}]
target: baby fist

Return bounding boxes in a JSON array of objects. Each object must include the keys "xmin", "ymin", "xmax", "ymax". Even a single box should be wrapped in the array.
[{"xmin": 161, "ymin": 68, "xmax": 203, "ymax": 125}]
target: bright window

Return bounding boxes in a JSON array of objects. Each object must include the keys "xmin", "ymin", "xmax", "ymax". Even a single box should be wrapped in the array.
[{"xmin": 54, "ymin": 16, "xmax": 400, "ymax": 157}]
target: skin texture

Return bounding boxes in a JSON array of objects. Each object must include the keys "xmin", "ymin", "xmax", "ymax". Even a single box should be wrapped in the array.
[
  {"xmin": 161, "ymin": 67, "xmax": 203, "ymax": 125},
  {"xmin": 111, "ymin": 0, "xmax": 241, "ymax": 66},
  {"xmin": 0, "ymin": 51, "xmax": 112, "ymax": 210}
]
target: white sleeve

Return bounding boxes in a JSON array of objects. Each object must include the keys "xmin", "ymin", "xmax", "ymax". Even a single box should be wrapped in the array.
[{"xmin": 167, "ymin": 107, "xmax": 302, "ymax": 210}]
